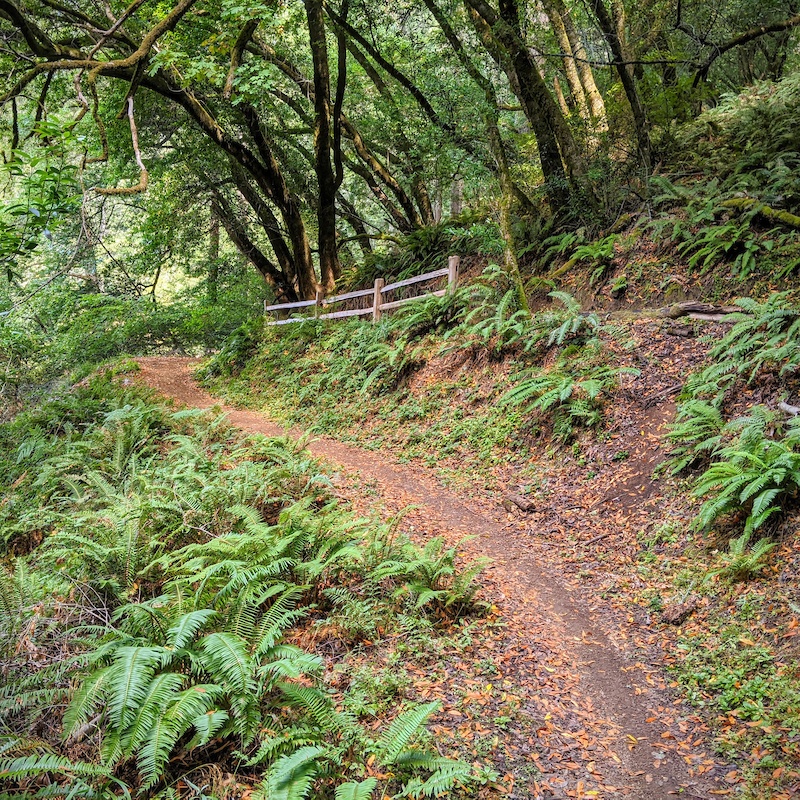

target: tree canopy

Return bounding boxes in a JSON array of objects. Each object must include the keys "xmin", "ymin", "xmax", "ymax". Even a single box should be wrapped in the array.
[{"xmin": 2, "ymin": 0, "xmax": 799, "ymax": 300}]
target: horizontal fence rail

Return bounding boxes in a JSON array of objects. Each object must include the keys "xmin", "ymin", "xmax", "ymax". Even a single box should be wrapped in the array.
[{"xmin": 265, "ymin": 256, "xmax": 460, "ymax": 326}]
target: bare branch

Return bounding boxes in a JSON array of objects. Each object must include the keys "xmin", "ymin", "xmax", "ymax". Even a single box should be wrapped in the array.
[
  {"xmin": 0, "ymin": 0, "xmax": 81, "ymax": 57},
  {"xmin": 87, "ymin": 0, "xmax": 148, "ymax": 59},
  {"xmin": 694, "ymin": 14, "xmax": 800, "ymax": 83},
  {"xmin": 94, "ymin": 95, "xmax": 148, "ymax": 195}
]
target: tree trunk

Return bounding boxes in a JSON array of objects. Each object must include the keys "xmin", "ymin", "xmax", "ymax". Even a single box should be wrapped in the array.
[
  {"xmin": 304, "ymin": 0, "xmax": 339, "ymax": 293},
  {"xmin": 238, "ymin": 104, "xmax": 319, "ymax": 298},
  {"xmin": 422, "ymin": 0, "xmax": 528, "ymax": 312},
  {"xmin": 588, "ymin": 0, "xmax": 651, "ymax": 171},
  {"xmin": 345, "ymin": 154, "xmax": 416, "ymax": 232},
  {"xmin": 542, "ymin": 0, "xmax": 607, "ymax": 128},
  {"xmin": 211, "ymin": 195, "xmax": 296, "ymax": 302},
  {"xmin": 465, "ymin": 0, "xmax": 593, "ymax": 213},
  {"xmin": 229, "ymin": 160, "xmax": 299, "ymax": 286},
  {"xmin": 451, "ymin": 176, "xmax": 464, "ymax": 217},
  {"xmin": 338, "ymin": 193, "xmax": 373, "ymax": 255},
  {"xmin": 553, "ymin": 75, "xmax": 570, "ymax": 115},
  {"xmin": 540, "ymin": 0, "xmax": 589, "ymax": 119},
  {"xmin": 345, "ymin": 40, "xmax": 435, "ymax": 225},
  {"xmin": 208, "ymin": 200, "xmax": 219, "ymax": 303}
]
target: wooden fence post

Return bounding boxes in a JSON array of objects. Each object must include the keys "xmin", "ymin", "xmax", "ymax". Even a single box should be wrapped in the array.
[
  {"xmin": 372, "ymin": 277, "xmax": 385, "ymax": 322},
  {"xmin": 447, "ymin": 255, "xmax": 460, "ymax": 293},
  {"xmin": 314, "ymin": 289, "xmax": 324, "ymax": 318}
]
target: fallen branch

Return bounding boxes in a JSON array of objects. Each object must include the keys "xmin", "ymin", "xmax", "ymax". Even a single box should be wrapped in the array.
[
  {"xmin": 643, "ymin": 384, "xmax": 681, "ymax": 408},
  {"xmin": 720, "ymin": 197, "xmax": 800, "ymax": 229},
  {"xmin": 579, "ymin": 530, "xmax": 618, "ymax": 546},
  {"xmin": 658, "ymin": 301, "xmax": 740, "ymax": 319},
  {"xmin": 610, "ymin": 302, "xmax": 743, "ymax": 323},
  {"xmin": 779, "ymin": 400, "xmax": 800, "ymax": 416},
  {"xmin": 504, "ymin": 493, "xmax": 535, "ymax": 513}
]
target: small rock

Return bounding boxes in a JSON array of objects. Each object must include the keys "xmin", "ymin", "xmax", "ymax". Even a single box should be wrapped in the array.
[
  {"xmin": 665, "ymin": 323, "xmax": 694, "ymax": 338},
  {"xmin": 660, "ymin": 596, "xmax": 701, "ymax": 625},
  {"xmin": 504, "ymin": 493, "xmax": 535, "ymax": 513}
]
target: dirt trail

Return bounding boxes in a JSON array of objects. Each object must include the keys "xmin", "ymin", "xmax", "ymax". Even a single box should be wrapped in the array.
[{"xmin": 137, "ymin": 356, "xmax": 732, "ymax": 800}]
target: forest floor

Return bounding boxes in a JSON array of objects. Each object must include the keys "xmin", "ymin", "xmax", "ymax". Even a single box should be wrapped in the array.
[{"xmin": 135, "ymin": 355, "xmax": 750, "ymax": 800}]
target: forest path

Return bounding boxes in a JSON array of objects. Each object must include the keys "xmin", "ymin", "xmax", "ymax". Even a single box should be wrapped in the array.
[{"xmin": 136, "ymin": 356, "xmax": 732, "ymax": 800}]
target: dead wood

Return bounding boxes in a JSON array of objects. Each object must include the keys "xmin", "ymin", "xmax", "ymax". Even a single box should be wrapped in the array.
[
  {"xmin": 643, "ymin": 384, "xmax": 682, "ymax": 408},
  {"xmin": 504, "ymin": 493, "xmax": 536, "ymax": 512},
  {"xmin": 665, "ymin": 323, "xmax": 694, "ymax": 337},
  {"xmin": 658, "ymin": 301, "xmax": 740, "ymax": 320},
  {"xmin": 660, "ymin": 596, "xmax": 701, "ymax": 625},
  {"xmin": 720, "ymin": 197, "xmax": 800, "ymax": 229}
]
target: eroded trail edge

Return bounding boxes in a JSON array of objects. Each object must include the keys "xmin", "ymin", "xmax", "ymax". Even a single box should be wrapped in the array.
[{"xmin": 137, "ymin": 356, "xmax": 731, "ymax": 800}]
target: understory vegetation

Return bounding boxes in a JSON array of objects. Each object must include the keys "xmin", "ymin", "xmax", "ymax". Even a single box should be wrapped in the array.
[
  {"xmin": 202, "ymin": 270, "xmax": 635, "ymax": 455},
  {"xmin": 0, "ymin": 371, "xmax": 494, "ymax": 799},
  {"xmin": 4, "ymin": 2, "xmax": 800, "ymax": 797}
]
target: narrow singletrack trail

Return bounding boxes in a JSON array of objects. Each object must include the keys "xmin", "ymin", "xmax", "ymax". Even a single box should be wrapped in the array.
[{"xmin": 136, "ymin": 356, "xmax": 734, "ymax": 800}]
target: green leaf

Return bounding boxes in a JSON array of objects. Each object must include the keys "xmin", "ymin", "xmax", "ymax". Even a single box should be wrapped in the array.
[
  {"xmin": 335, "ymin": 778, "xmax": 377, "ymax": 800},
  {"xmin": 375, "ymin": 701, "xmax": 439, "ymax": 765},
  {"xmin": 199, "ymin": 632, "xmax": 252, "ymax": 694}
]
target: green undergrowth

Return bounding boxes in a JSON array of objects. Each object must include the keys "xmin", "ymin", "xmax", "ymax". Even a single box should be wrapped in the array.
[
  {"xmin": 529, "ymin": 75, "xmax": 800, "ymax": 304},
  {"xmin": 204, "ymin": 280, "xmax": 800, "ymax": 799},
  {"xmin": 642, "ymin": 290, "xmax": 800, "ymax": 797},
  {"xmin": 0, "ymin": 370, "xmax": 499, "ymax": 799},
  {"xmin": 1, "ymin": 270, "xmax": 266, "ymax": 419},
  {"xmin": 201, "ymin": 268, "xmax": 636, "ymax": 484},
  {"xmin": 644, "ymin": 76, "xmax": 800, "ymax": 289},
  {"xmin": 666, "ymin": 293, "xmax": 800, "ymax": 543},
  {"xmin": 633, "ymin": 526, "xmax": 800, "ymax": 798}
]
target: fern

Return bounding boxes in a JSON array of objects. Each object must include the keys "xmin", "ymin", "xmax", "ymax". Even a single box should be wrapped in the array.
[
  {"xmin": 257, "ymin": 746, "xmax": 326, "ymax": 800},
  {"xmin": 503, "ymin": 359, "xmax": 636, "ymax": 442},
  {"xmin": 1, "ymin": 375, "xmax": 491, "ymax": 800},
  {"xmin": 198, "ymin": 632, "xmax": 253, "ymax": 695},
  {"xmin": 447, "ymin": 265, "xmax": 532, "ymax": 356},
  {"xmin": 334, "ymin": 778, "xmax": 377, "ymax": 800},
  {"xmin": 705, "ymin": 532, "xmax": 778, "ymax": 582},
  {"xmin": 165, "ymin": 609, "xmax": 217, "ymax": 650},
  {"xmin": 107, "ymin": 646, "xmax": 167, "ymax": 731},
  {"xmin": 279, "ymin": 684, "xmax": 355, "ymax": 735},
  {"xmin": 137, "ymin": 684, "xmax": 220, "ymax": 788},
  {"xmin": 542, "ymin": 291, "xmax": 599, "ymax": 348},
  {"xmin": 692, "ymin": 427, "xmax": 800, "ymax": 537},
  {"xmin": 375, "ymin": 702, "xmax": 439, "ymax": 765},
  {"xmin": 666, "ymin": 400, "xmax": 726, "ymax": 473},
  {"xmin": 116, "ymin": 673, "xmax": 186, "ymax": 758},
  {"xmin": 395, "ymin": 755, "xmax": 473, "ymax": 799}
]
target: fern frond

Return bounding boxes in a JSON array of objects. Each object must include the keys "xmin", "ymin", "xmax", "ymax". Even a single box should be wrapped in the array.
[
  {"xmin": 198, "ymin": 633, "xmax": 252, "ymax": 695},
  {"xmin": 334, "ymin": 778, "xmax": 377, "ymax": 800},
  {"xmin": 258, "ymin": 745, "xmax": 325, "ymax": 800},
  {"xmin": 108, "ymin": 646, "xmax": 167, "ymax": 730},
  {"xmin": 166, "ymin": 610, "xmax": 217, "ymax": 650},
  {"xmin": 280, "ymin": 683, "xmax": 354, "ymax": 734},
  {"xmin": 187, "ymin": 709, "xmax": 229, "ymax": 749},
  {"xmin": 375, "ymin": 702, "xmax": 439, "ymax": 765},
  {"xmin": 62, "ymin": 666, "xmax": 114, "ymax": 738},
  {"xmin": 117, "ymin": 672, "xmax": 186, "ymax": 758}
]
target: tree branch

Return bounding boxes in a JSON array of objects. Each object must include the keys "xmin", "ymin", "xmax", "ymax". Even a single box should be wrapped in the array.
[
  {"xmin": 324, "ymin": 3, "xmax": 449, "ymax": 133},
  {"xmin": 95, "ymin": 95, "xmax": 147, "ymax": 194},
  {"xmin": 223, "ymin": 18, "xmax": 259, "ymax": 100},
  {"xmin": 694, "ymin": 14, "xmax": 800, "ymax": 83}
]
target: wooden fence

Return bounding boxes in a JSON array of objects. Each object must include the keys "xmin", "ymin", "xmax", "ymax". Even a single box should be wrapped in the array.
[{"xmin": 265, "ymin": 255, "xmax": 460, "ymax": 326}]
